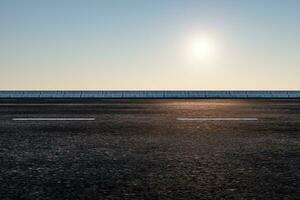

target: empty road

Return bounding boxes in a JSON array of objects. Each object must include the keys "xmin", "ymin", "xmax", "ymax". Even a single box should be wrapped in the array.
[{"xmin": 0, "ymin": 99, "xmax": 300, "ymax": 200}]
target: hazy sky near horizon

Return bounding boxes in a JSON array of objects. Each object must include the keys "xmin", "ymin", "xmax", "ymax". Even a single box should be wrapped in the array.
[{"xmin": 0, "ymin": 0, "xmax": 299, "ymax": 90}]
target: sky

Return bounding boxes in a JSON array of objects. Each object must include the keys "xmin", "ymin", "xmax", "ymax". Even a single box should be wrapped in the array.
[{"xmin": 0, "ymin": 0, "xmax": 299, "ymax": 90}]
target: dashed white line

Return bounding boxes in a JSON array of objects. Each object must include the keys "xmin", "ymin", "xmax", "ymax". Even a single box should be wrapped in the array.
[
  {"xmin": 12, "ymin": 118, "xmax": 95, "ymax": 121},
  {"xmin": 177, "ymin": 117, "xmax": 258, "ymax": 121}
]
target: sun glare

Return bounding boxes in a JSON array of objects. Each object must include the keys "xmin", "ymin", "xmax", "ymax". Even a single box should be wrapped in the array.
[{"xmin": 186, "ymin": 35, "xmax": 217, "ymax": 64}]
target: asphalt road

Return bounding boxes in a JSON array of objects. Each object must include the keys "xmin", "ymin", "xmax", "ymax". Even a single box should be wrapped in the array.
[{"xmin": 0, "ymin": 99, "xmax": 300, "ymax": 200}]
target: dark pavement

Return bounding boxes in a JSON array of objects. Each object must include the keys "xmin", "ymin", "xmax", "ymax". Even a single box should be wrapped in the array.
[{"xmin": 0, "ymin": 99, "xmax": 300, "ymax": 200}]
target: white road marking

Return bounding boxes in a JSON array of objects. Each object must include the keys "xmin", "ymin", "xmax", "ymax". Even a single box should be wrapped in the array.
[
  {"xmin": 177, "ymin": 117, "xmax": 258, "ymax": 121},
  {"xmin": 12, "ymin": 118, "xmax": 95, "ymax": 121}
]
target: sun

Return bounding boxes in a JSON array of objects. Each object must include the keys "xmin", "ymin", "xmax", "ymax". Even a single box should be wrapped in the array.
[{"xmin": 186, "ymin": 35, "xmax": 217, "ymax": 64}]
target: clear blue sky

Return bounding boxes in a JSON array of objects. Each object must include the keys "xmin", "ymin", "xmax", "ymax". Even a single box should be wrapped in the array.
[{"xmin": 0, "ymin": 0, "xmax": 299, "ymax": 89}]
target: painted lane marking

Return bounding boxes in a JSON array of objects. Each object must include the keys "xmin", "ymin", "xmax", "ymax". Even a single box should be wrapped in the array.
[
  {"xmin": 12, "ymin": 118, "xmax": 95, "ymax": 121},
  {"xmin": 177, "ymin": 117, "xmax": 258, "ymax": 121}
]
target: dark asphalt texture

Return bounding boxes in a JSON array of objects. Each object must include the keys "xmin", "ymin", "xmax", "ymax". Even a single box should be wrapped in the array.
[{"xmin": 0, "ymin": 99, "xmax": 300, "ymax": 200}]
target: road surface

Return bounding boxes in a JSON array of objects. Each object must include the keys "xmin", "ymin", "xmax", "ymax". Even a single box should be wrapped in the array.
[{"xmin": 0, "ymin": 99, "xmax": 299, "ymax": 199}]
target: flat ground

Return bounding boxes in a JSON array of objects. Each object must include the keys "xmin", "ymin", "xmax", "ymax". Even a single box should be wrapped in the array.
[{"xmin": 0, "ymin": 99, "xmax": 299, "ymax": 200}]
